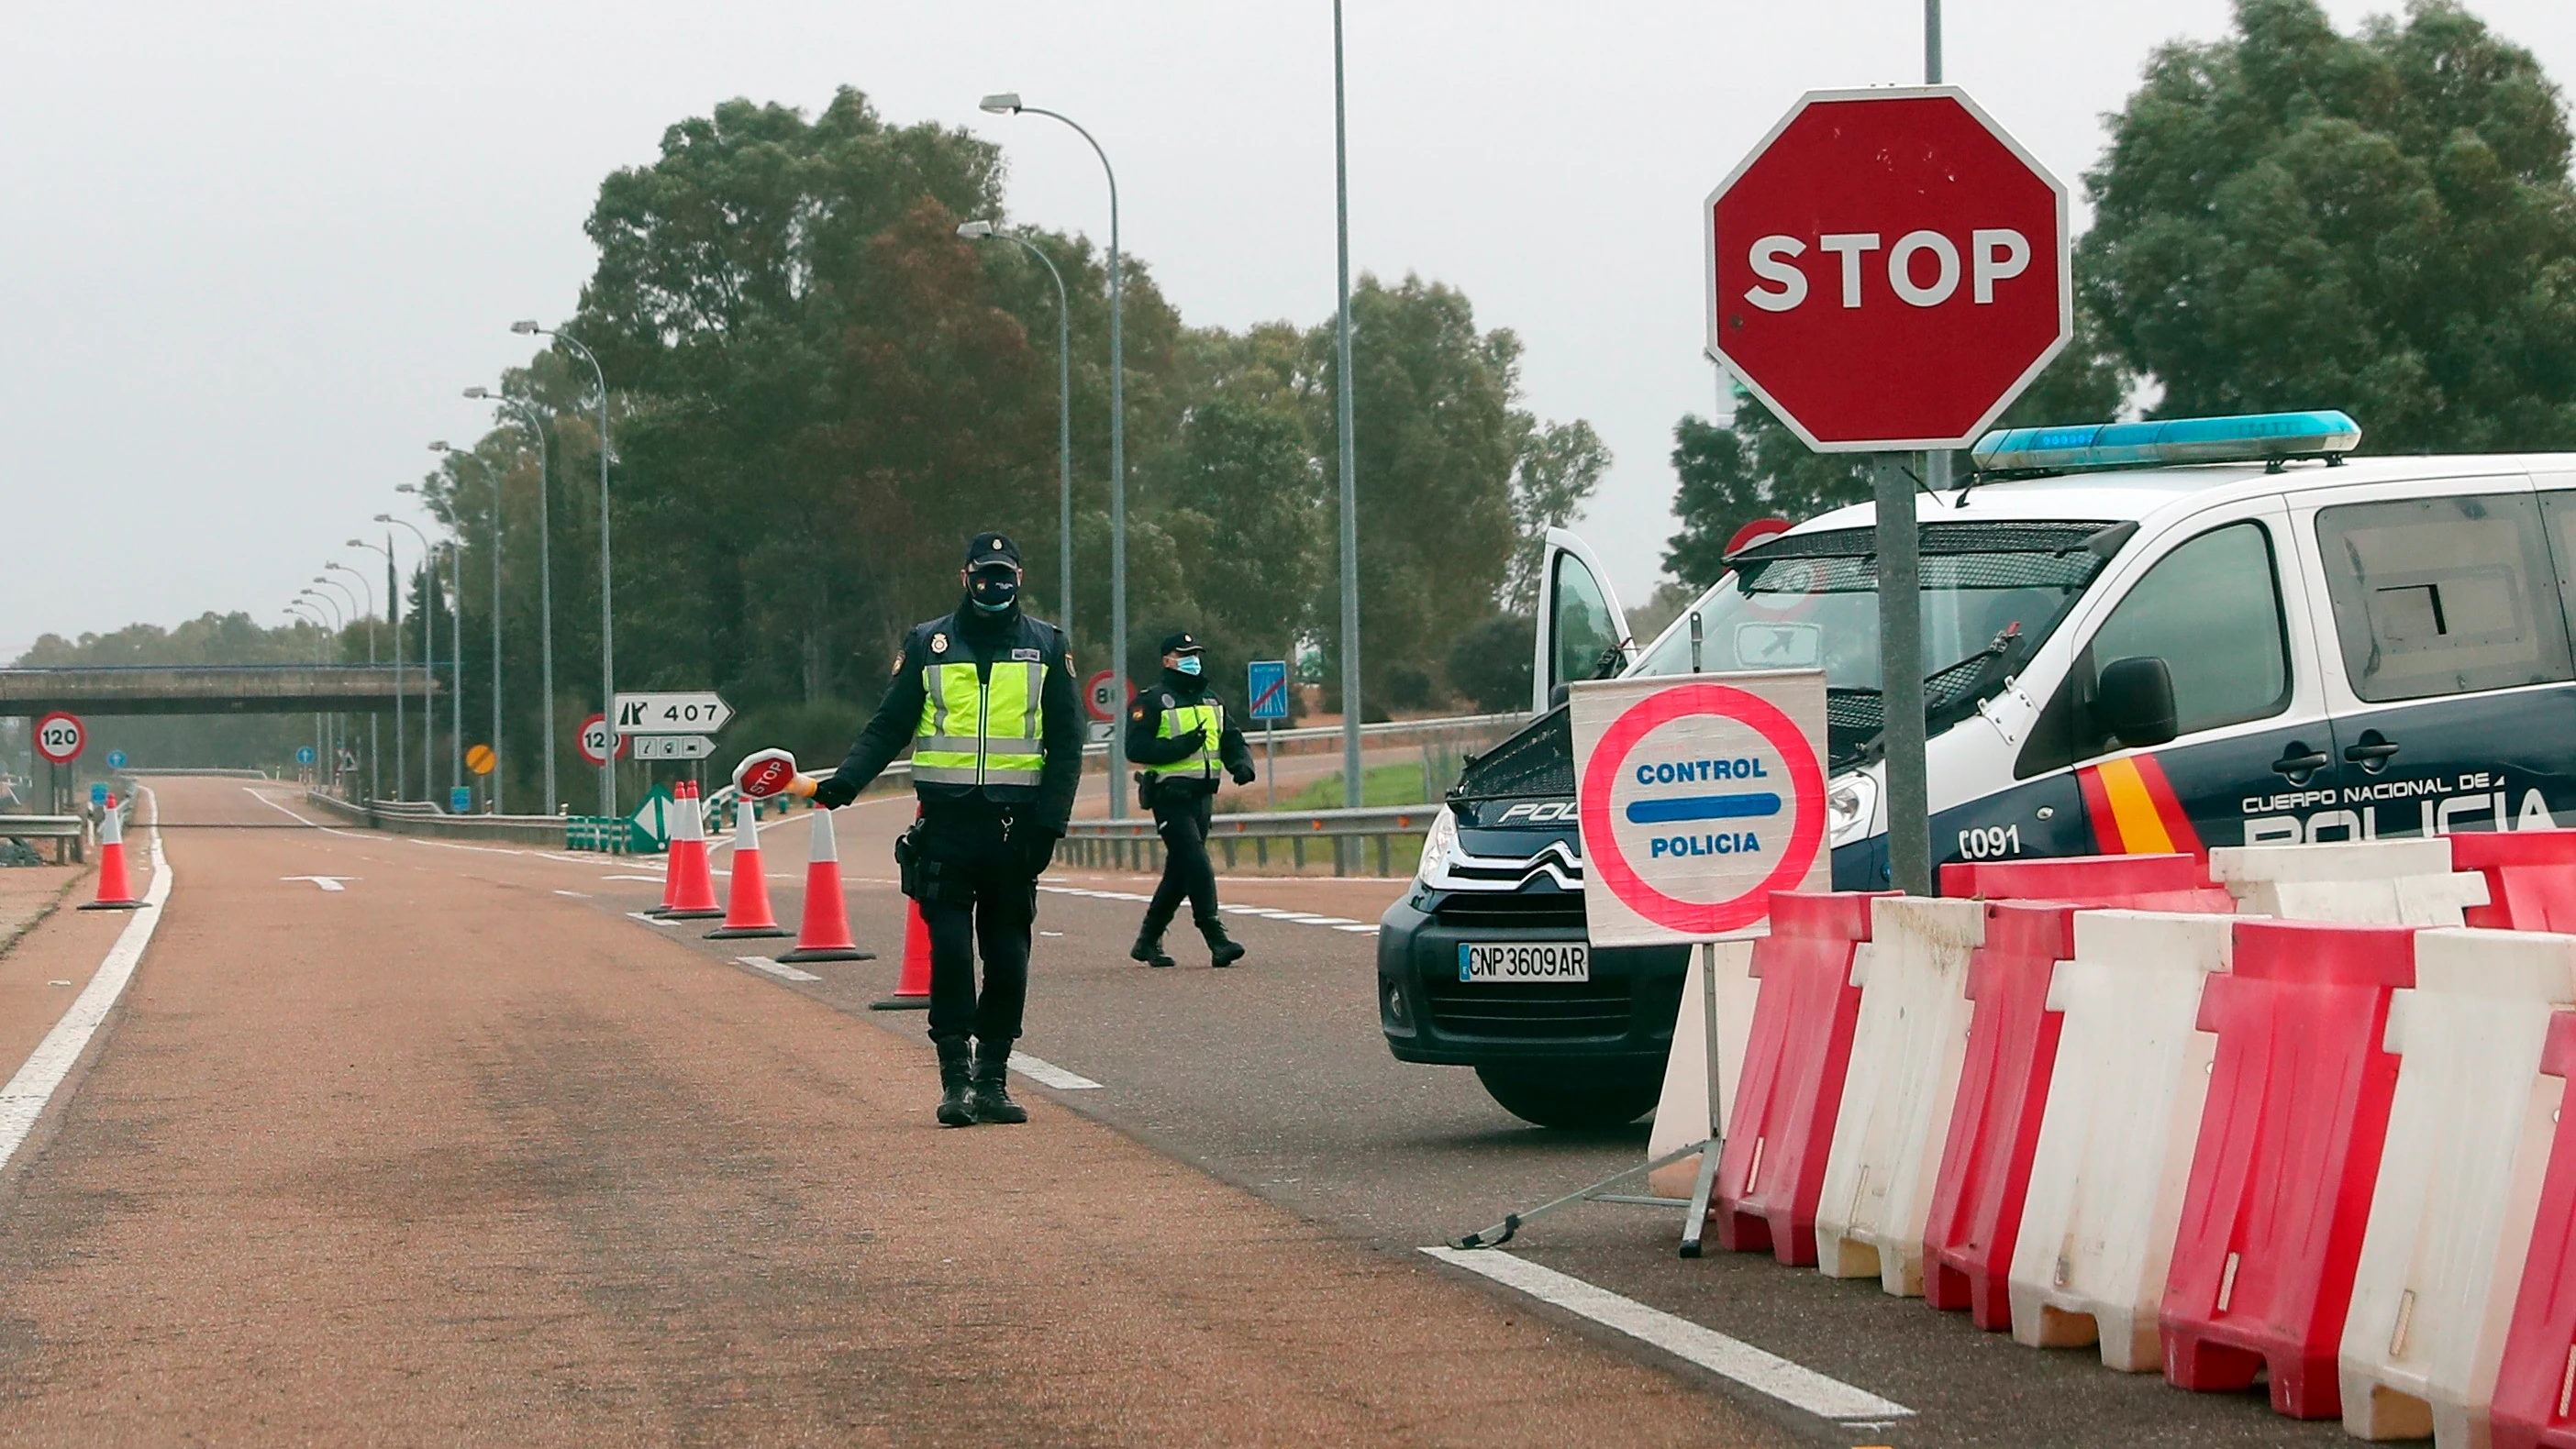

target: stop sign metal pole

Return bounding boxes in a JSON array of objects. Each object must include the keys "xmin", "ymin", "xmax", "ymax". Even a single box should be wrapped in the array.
[{"xmin": 1877, "ymin": 0, "xmax": 1949, "ymax": 898}]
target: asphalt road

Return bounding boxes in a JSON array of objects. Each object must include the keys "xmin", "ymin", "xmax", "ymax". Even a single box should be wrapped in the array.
[{"xmin": 25, "ymin": 779, "xmax": 2359, "ymax": 1446}]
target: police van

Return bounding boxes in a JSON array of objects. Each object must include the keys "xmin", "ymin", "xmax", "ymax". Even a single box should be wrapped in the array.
[{"xmin": 1383, "ymin": 411, "xmax": 2576, "ymax": 1127}]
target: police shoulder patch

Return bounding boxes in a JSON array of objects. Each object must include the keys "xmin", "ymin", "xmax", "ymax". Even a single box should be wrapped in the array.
[
  {"xmin": 1130, "ymin": 705, "xmax": 1148, "ymax": 722},
  {"xmin": 930, "ymin": 631, "xmax": 949, "ymax": 654}
]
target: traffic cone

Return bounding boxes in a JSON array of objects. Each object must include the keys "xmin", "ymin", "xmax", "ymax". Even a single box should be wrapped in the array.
[
  {"xmin": 869, "ymin": 900, "xmax": 933, "ymax": 1012},
  {"xmin": 79, "ymin": 793, "xmax": 142, "ymax": 912},
  {"xmin": 649, "ymin": 780, "xmax": 685, "ymax": 915},
  {"xmin": 705, "ymin": 795, "xmax": 790, "ymax": 939},
  {"xmin": 661, "ymin": 780, "xmax": 724, "ymax": 920},
  {"xmin": 779, "ymin": 802, "xmax": 875, "ymax": 964}
]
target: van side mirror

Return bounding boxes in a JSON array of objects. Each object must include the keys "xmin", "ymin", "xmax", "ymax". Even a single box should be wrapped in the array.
[
  {"xmin": 2096, "ymin": 656, "xmax": 2179, "ymax": 747},
  {"xmin": 1549, "ymin": 682, "xmax": 1572, "ymax": 710}
]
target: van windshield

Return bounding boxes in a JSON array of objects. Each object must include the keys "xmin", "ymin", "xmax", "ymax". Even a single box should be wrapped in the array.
[{"xmin": 1627, "ymin": 520, "xmax": 2127, "ymax": 768}]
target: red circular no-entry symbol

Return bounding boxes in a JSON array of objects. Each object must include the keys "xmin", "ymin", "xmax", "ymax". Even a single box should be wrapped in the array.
[
  {"xmin": 1580, "ymin": 683, "xmax": 1827, "ymax": 936},
  {"xmin": 1707, "ymin": 87, "xmax": 2071, "ymax": 451},
  {"xmin": 34, "ymin": 712, "xmax": 84, "ymax": 765}
]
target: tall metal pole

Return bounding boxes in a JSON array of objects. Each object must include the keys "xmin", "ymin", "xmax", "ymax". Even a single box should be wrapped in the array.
[
  {"xmin": 326, "ymin": 561, "xmax": 377, "ymax": 802},
  {"xmin": 488, "ymin": 462, "xmax": 505, "ymax": 813},
  {"xmin": 519, "ymin": 325, "xmax": 614, "ymax": 822},
  {"xmin": 449, "ymin": 543, "xmax": 465, "ymax": 801},
  {"xmin": 959, "ymin": 225, "xmax": 1075, "ymax": 645},
  {"xmin": 484, "ymin": 394, "xmax": 558, "ymax": 814},
  {"xmin": 383, "ymin": 516, "xmax": 433, "ymax": 802},
  {"xmin": 988, "ymin": 99, "xmax": 1127, "ymax": 818},
  {"xmin": 351, "ymin": 535, "xmax": 404, "ymax": 801},
  {"xmin": 1334, "ymin": 0, "xmax": 1364, "ymax": 813},
  {"xmin": 1878, "ymin": 0, "xmax": 1945, "ymax": 897}
]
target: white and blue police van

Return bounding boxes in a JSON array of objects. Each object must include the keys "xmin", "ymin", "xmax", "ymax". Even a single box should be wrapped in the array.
[{"xmin": 1384, "ymin": 411, "xmax": 2576, "ymax": 1127}]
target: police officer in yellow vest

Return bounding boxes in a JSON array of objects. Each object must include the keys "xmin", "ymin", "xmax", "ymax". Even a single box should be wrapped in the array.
[
  {"xmin": 812, "ymin": 532, "xmax": 1081, "ymax": 1126},
  {"xmin": 1127, "ymin": 632, "xmax": 1257, "ymax": 968}
]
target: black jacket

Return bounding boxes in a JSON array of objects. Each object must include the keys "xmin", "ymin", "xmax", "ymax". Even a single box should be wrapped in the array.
[
  {"xmin": 1126, "ymin": 669, "xmax": 1253, "ymax": 792},
  {"xmin": 827, "ymin": 606, "xmax": 1083, "ymax": 833}
]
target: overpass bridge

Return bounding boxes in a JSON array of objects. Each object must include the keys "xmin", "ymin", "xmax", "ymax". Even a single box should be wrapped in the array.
[{"xmin": 0, "ymin": 665, "xmax": 437, "ymax": 716}]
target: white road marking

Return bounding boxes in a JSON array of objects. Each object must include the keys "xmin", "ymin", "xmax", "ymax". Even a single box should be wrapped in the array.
[
  {"xmin": 626, "ymin": 912, "xmax": 679, "ymax": 928},
  {"xmin": 736, "ymin": 955, "xmax": 821, "ymax": 983},
  {"xmin": 0, "ymin": 791, "xmax": 171, "ymax": 1174},
  {"xmin": 280, "ymin": 875, "xmax": 356, "ymax": 891},
  {"xmin": 1038, "ymin": 885, "xmax": 1381, "ymax": 939},
  {"xmin": 602, "ymin": 874, "xmax": 664, "ymax": 882},
  {"xmin": 553, "ymin": 890, "xmax": 588, "ymax": 898},
  {"xmin": 1009, "ymin": 1055, "xmax": 1102, "ymax": 1090},
  {"xmin": 240, "ymin": 789, "xmax": 366, "ymax": 837},
  {"xmin": 1417, "ymin": 1248, "xmax": 1913, "ymax": 1423}
]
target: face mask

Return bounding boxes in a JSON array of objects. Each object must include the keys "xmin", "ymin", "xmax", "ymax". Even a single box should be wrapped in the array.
[
  {"xmin": 1174, "ymin": 655, "xmax": 1203, "ymax": 677},
  {"xmin": 969, "ymin": 570, "xmax": 1018, "ymax": 614}
]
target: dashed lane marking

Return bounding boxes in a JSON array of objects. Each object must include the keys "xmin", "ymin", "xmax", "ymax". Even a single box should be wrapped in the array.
[
  {"xmin": 1416, "ymin": 1248, "xmax": 1913, "ymax": 1424},
  {"xmin": 0, "ymin": 791, "xmax": 171, "ymax": 1174},
  {"xmin": 626, "ymin": 912, "xmax": 679, "ymax": 929},
  {"xmin": 553, "ymin": 890, "xmax": 588, "ymax": 898},
  {"xmin": 736, "ymin": 956, "xmax": 821, "ymax": 983},
  {"xmin": 1039, "ymin": 886, "xmax": 1378, "ymax": 936},
  {"xmin": 1010, "ymin": 1055, "xmax": 1103, "ymax": 1090},
  {"xmin": 280, "ymin": 875, "xmax": 356, "ymax": 891}
]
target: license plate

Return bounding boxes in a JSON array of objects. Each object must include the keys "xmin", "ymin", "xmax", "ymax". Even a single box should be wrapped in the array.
[{"xmin": 1458, "ymin": 941, "xmax": 1590, "ymax": 983}]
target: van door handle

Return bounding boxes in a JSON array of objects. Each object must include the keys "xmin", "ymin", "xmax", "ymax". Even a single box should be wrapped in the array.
[
  {"xmin": 2271, "ymin": 743, "xmax": 2331, "ymax": 778},
  {"xmin": 2342, "ymin": 731, "xmax": 2400, "ymax": 773}
]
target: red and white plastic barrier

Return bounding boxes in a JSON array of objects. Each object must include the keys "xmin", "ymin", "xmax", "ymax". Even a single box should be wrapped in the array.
[
  {"xmin": 2007, "ymin": 910, "xmax": 2234, "ymax": 1369},
  {"xmin": 1815, "ymin": 896, "xmax": 1984, "ymax": 1295},
  {"xmin": 2213, "ymin": 838, "xmax": 2489, "ymax": 926},
  {"xmin": 2459, "ymin": 830, "xmax": 2576, "ymax": 933},
  {"xmin": 2337, "ymin": 928, "xmax": 2576, "ymax": 1443}
]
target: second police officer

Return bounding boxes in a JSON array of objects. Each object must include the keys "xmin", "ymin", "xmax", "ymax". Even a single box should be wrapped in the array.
[
  {"xmin": 811, "ymin": 532, "xmax": 1081, "ymax": 1127},
  {"xmin": 1127, "ymin": 631, "xmax": 1257, "ymax": 969}
]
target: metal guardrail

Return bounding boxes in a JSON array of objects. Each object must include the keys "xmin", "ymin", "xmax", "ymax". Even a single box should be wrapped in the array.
[
  {"xmin": 303, "ymin": 791, "xmax": 572, "ymax": 846},
  {"xmin": 1063, "ymin": 803, "xmax": 1436, "ymax": 879}
]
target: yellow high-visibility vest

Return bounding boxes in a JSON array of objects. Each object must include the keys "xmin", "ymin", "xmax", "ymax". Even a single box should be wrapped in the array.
[
  {"xmin": 1144, "ymin": 699, "xmax": 1224, "ymax": 780},
  {"xmin": 913, "ymin": 659, "xmax": 1044, "ymax": 789}
]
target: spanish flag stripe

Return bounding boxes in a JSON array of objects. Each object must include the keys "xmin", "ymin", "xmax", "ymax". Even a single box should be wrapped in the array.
[
  {"xmin": 2076, "ymin": 765, "xmax": 2123, "ymax": 854},
  {"xmin": 2096, "ymin": 756, "xmax": 2178, "ymax": 856},
  {"xmin": 2131, "ymin": 752, "xmax": 2206, "ymax": 855}
]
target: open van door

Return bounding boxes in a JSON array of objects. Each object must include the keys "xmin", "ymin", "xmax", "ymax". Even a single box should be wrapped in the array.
[{"xmin": 1532, "ymin": 527, "xmax": 1632, "ymax": 713}]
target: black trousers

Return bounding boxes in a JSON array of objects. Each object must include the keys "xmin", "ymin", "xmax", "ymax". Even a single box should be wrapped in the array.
[
  {"xmin": 914, "ymin": 803, "xmax": 1035, "ymax": 1048},
  {"xmin": 1144, "ymin": 785, "xmax": 1220, "ymax": 933}
]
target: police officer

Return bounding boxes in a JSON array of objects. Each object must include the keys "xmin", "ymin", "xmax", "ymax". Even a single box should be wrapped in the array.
[
  {"xmin": 811, "ymin": 532, "xmax": 1081, "ymax": 1127},
  {"xmin": 1127, "ymin": 631, "xmax": 1257, "ymax": 969}
]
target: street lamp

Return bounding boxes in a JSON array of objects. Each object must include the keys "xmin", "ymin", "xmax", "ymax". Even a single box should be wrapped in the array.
[
  {"xmin": 980, "ymin": 93, "xmax": 1133, "ymax": 817},
  {"xmin": 468, "ymin": 386, "xmax": 558, "ymax": 814},
  {"xmin": 324, "ymin": 559, "xmax": 379, "ymax": 802},
  {"xmin": 1330, "ymin": 2, "xmax": 1364, "ymax": 814},
  {"xmin": 513, "ymin": 320, "xmax": 616, "ymax": 821},
  {"xmin": 958, "ymin": 219, "xmax": 1074, "ymax": 649},
  {"xmin": 286, "ymin": 602, "xmax": 328, "ymax": 781},
  {"xmin": 376, "ymin": 512, "xmax": 436, "ymax": 802},
  {"xmin": 300, "ymin": 588, "xmax": 346, "ymax": 791},
  {"xmin": 430, "ymin": 440, "xmax": 505, "ymax": 813},
  {"xmin": 348, "ymin": 535, "xmax": 405, "ymax": 802}
]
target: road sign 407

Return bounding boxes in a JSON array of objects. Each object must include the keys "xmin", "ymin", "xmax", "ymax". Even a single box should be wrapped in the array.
[{"xmin": 614, "ymin": 692, "xmax": 732, "ymax": 735}]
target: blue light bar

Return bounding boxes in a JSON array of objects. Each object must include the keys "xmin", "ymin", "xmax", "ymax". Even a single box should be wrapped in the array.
[{"xmin": 1971, "ymin": 410, "xmax": 2362, "ymax": 474}]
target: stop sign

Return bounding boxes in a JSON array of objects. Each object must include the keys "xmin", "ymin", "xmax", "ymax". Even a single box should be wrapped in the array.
[{"xmin": 1706, "ymin": 86, "xmax": 2070, "ymax": 452}]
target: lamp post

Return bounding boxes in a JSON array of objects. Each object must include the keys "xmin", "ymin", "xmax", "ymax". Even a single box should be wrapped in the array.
[
  {"xmin": 513, "ymin": 322, "xmax": 616, "ymax": 821},
  {"xmin": 430, "ymin": 440, "xmax": 505, "ymax": 813},
  {"xmin": 312, "ymin": 575, "xmax": 361, "ymax": 792},
  {"xmin": 348, "ymin": 536, "xmax": 403, "ymax": 802},
  {"xmin": 957, "ymin": 219, "xmax": 1073, "ymax": 647},
  {"xmin": 469, "ymin": 387, "xmax": 557, "ymax": 814},
  {"xmin": 300, "ymin": 588, "xmax": 345, "ymax": 791},
  {"xmin": 1331, "ymin": 0, "xmax": 1364, "ymax": 814},
  {"xmin": 286, "ymin": 602, "xmax": 326, "ymax": 783},
  {"xmin": 376, "ymin": 512, "xmax": 435, "ymax": 802},
  {"xmin": 980, "ymin": 93, "xmax": 1130, "ymax": 817},
  {"xmin": 325, "ymin": 560, "xmax": 379, "ymax": 802}
]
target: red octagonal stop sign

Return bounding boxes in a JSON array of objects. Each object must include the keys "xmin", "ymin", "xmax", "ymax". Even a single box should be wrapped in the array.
[{"xmin": 1706, "ymin": 86, "xmax": 2070, "ymax": 452}]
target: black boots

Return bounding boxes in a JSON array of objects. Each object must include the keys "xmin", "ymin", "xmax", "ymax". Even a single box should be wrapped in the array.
[
  {"xmin": 1131, "ymin": 924, "xmax": 1175, "ymax": 968},
  {"xmin": 971, "ymin": 1039, "xmax": 1027, "ymax": 1124},
  {"xmin": 1201, "ymin": 919, "xmax": 1246, "ymax": 968},
  {"xmin": 936, "ymin": 1038, "xmax": 976, "ymax": 1127}
]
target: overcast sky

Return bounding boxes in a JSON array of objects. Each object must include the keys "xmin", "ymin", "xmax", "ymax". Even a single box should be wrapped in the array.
[{"xmin": 4, "ymin": 0, "xmax": 2570, "ymax": 660}]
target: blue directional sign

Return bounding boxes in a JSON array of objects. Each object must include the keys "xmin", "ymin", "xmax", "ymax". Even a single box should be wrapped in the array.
[
  {"xmin": 105, "ymin": 749, "xmax": 127, "ymax": 770},
  {"xmin": 1247, "ymin": 660, "xmax": 1291, "ymax": 723},
  {"xmin": 90, "ymin": 783, "xmax": 107, "ymax": 807},
  {"xmin": 296, "ymin": 746, "xmax": 316, "ymax": 767},
  {"xmin": 449, "ymin": 785, "xmax": 473, "ymax": 813}
]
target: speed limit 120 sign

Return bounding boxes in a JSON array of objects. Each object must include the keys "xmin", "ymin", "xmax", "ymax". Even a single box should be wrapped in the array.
[
  {"xmin": 575, "ymin": 713, "xmax": 629, "ymax": 767},
  {"xmin": 34, "ymin": 712, "xmax": 84, "ymax": 765}
]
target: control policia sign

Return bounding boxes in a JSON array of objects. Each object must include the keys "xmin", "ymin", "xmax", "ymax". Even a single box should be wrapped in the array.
[{"xmin": 1569, "ymin": 672, "xmax": 1829, "ymax": 946}]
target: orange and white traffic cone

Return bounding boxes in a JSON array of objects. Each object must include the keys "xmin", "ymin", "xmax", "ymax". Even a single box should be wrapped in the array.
[
  {"xmin": 649, "ymin": 780, "xmax": 685, "ymax": 915},
  {"xmin": 869, "ymin": 899, "xmax": 933, "ymax": 1012},
  {"xmin": 705, "ymin": 795, "xmax": 790, "ymax": 940},
  {"xmin": 79, "ymin": 793, "xmax": 142, "ymax": 912},
  {"xmin": 661, "ymin": 780, "xmax": 724, "ymax": 921},
  {"xmin": 779, "ymin": 802, "xmax": 875, "ymax": 964}
]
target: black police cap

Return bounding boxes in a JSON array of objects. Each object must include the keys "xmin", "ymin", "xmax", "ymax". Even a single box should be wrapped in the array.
[
  {"xmin": 966, "ymin": 531, "xmax": 1021, "ymax": 568},
  {"xmin": 1160, "ymin": 631, "xmax": 1202, "ymax": 656}
]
